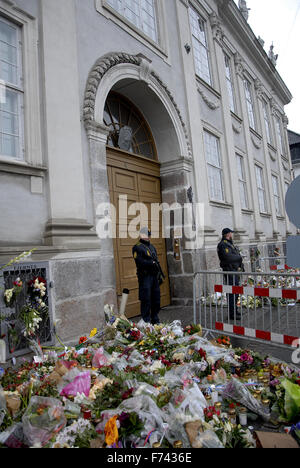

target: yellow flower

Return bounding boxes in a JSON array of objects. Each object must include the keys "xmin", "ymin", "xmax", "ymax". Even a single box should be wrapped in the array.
[
  {"xmin": 139, "ymin": 340, "xmax": 145, "ymax": 346},
  {"xmin": 89, "ymin": 328, "xmax": 97, "ymax": 338},
  {"xmin": 105, "ymin": 415, "xmax": 119, "ymax": 447}
]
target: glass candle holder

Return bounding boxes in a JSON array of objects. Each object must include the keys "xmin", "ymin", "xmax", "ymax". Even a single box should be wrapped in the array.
[{"xmin": 239, "ymin": 407, "xmax": 248, "ymax": 426}]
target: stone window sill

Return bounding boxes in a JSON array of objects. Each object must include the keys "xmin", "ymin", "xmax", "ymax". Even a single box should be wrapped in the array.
[
  {"xmin": 210, "ymin": 200, "xmax": 233, "ymax": 209},
  {"xmin": 0, "ymin": 158, "xmax": 47, "ymax": 177},
  {"xmin": 196, "ymin": 76, "xmax": 221, "ymax": 99},
  {"xmin": 241, "ymin": 209, "xmax": 254, "ymax": 215}
]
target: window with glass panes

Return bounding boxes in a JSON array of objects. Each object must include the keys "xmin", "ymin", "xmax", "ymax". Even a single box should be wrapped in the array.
[
  {"xmin": 255, "ymin": 165, "xmax": 267, "ymax": 213},
  {"xmin": 224, "ymin": 54, "xmax": 235, "ymax": 113},
  {"xmin": 276, "ymin": 116, "xmax": 285, "ymax": 155},
  {"xmin": 244, "ymin": 79, "xmax": 256, "ymax": 129},
  {"xmin": 204, "ymin": 131, "xmax": 224, "ymax": 202},
  {"xmin": 236, "ymin": 155, "xmax": 248, "ymax": 210},
  {"xmin": 0, "ymin": 16, "xmax": 24, "ymax": 159},
  {"xmin": 189, "ymin": 7, "xmax": 211, "ymax": 85},
  {"xmin": 262, "ymin": 100, "xmax": 272, "ymax": 145},
  {"xmin": 104, "ymin": 91, "xmax": 157, "ymax": 160},
  {"xmin": 106, "ymin": 0, "xmax": 158, "ymax": 42},
  {"xmin": 272, "ymin": 174, "xmax": 281, "ymax": 216}
]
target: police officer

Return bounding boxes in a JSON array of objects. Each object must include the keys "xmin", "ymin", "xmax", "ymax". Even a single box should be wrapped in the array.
[
  {"xmin": 217, "ymin": 228, "xmax": 244, "ymax": 320},
  {"xmin": 132, "ymin": 227, "xmax": 164, "ymax": 325}
]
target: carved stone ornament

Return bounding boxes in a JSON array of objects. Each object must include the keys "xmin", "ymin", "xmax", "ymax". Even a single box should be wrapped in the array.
[
  {"xmin": 282, "ymin": 161, "xmax": 289, "ymax": 171},
  {"xmin": 269, "ymin": 151, "xmax": 276, "ymax": 162},
  {"xmin": 254, "ymin": 78, "xmax": 263, "ymax": 99},
  {"xmin": 282, "ymin": 114, "xmax": 289, "ymax": 129},
  {"xmin": 209, "ymin": 12, "xmax": 224, "ymax": 42},
  {"xmin": 198, "ymin": 88, "xmax": 220, "ymax": 110},
  {"xmin": 239, "ymin": 0, "xmax": 250, "ymax": 21},
  {"xmin": 83, "ymin": 52, "xmax": 192, "ymax": 157},
  {"xmin": 270, "ymin": 98, "xmax": 282, "ymax": 118},
  {"xmin": 251, "ymin": 135, "xmax": 262, "ymax": 149},
  {"xmin": 234, "ymin": 53, "xmax": 244, "ymax": 77},
  {"xmin": 232, "ymin": 122, "xmax": 242, "ymax": 134}
]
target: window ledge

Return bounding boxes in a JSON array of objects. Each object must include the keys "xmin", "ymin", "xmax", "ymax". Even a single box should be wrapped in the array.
[
  {"xmin": 250, "ymin": 127, "xmax": 262, "ymax": 140},
  {"xmin": 267, "ymin": 143, "xmax": 276, "ymax": 153},
  {"xmin": 231, "ymin": 111, "xmax": 243, "ymax": 123},
  {"xmin": 241, "ymin": 209, "xmax": 254, "ymax": 215},
  {"xmin": 210, "ymin": 200, "xmax": 233, "ymax": 209},
  {"xmin": 0, "ymin": 159, "xmax": 47, "ymax": 177},
  {"xmin": 260, "ymin": 212, "xmax": 272, "ymax": 218},
  {"xmin": 196, "ymin": 76, "xmax": 221, "ymax": 99},
  {"xmin": 276, "ymin": 216, "xmax": 285, "ymax": 221}
]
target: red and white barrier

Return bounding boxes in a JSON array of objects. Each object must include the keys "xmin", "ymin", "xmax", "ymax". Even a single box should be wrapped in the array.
[
  {"xmin": 215, "ymin": 321, "xmax": 300, "ymax": 347},
  {"xmin": 214, "ymin": 285, "xmax": 300, "ymax": 301},
  {"xmin": 270, "ymin": 264, "xmax": 291, "ymax": 271}
]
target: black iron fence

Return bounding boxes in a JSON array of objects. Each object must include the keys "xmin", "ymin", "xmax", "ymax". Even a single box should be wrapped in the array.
[{"xmin": 0, "ymin": 261, "xmax": 54, "ymax": 358}]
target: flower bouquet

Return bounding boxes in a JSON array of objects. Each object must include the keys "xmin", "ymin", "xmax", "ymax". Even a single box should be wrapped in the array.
[
  {"xmin": 222, "ymin": 377, "xmax": 270, "ymax": 421},
  {"xmin": 22, "ymin": 396, "xmax": 66, "ymax": 447},
  {"xmin": 216, "ymin": 335, "xmax": 231, "ymax": 348},
  {"xmin": 3, "ymin": 278, "xmax": 23, "ymax": 308}
]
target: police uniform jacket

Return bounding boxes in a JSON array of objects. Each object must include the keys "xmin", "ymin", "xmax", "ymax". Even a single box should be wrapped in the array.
[
  {"xmin": 132, "ymin": 239, "xmax": 159, "ymax": 278},
  {"xmin": 217, "ymin": 238, "xmax": 244, "ymax": 272}
]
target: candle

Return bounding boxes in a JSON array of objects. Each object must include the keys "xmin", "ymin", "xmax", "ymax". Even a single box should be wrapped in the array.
[
  {"xmin": 228, "ymin": 409, "xmax": 236, "ymax": 425},
  {"xmin": 211, "ymin": 385, "xmax": 218, "ymax": 405},
  {"xmin": 173, "ymin": 440, "xmax": 183, "ymax": 449},
  {"xmin": 0, "ymin": 339, "xmax": 6, "ymax": 364},
  {"xmin": 239, "ymin": 408, "xmax": 248, "ymax": 426}
]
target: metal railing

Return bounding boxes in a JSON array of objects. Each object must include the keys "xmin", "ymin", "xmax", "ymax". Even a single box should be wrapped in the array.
[
  {"xmin": 193, "ymin": 270, "xmax": 300, "ymax": 348},
  {"xmin": 0, "ymin": 261, "xmax": 54, "ymax": 359}
]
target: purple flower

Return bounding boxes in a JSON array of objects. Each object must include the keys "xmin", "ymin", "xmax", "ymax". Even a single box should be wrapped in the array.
[
  {"xmin": 270, "ymin": 378, "xmax": 280, "ymax": 387},
  {"xmin": 119, "ymin": 412, "xmax": 130, "ymax": 428}
]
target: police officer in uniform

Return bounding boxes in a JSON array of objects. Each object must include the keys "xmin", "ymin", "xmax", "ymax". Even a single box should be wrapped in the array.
[
  {"xmin": 132, "ymin": 227, "xmax": 164, "ymax": 325},
  {"xmin": 217, "ymin": 228, "xmax": 244, "ymax": 320}
]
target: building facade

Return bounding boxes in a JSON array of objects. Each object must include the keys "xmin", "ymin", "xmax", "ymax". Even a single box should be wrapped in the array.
[{"xmin": 0, "ymin": 0, "xmax": 295, "ymax": 344}]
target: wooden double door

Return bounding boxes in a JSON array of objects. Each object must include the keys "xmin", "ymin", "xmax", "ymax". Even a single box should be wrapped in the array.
[{"xmin": 107, "ymin": 148, "xmax": 171, "ymax": 318}]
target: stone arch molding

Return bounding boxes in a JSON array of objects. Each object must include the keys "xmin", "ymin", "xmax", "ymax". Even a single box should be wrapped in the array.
[{"xmin": 83, "ymin": 52, "xmax": 192, "ymax": 158}]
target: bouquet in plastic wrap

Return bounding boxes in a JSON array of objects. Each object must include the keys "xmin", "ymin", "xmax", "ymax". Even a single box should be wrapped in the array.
[
  {"xmin": 22, "ymin": 396, "xmax": 66, "ymax": 447},
  {"xmin": 222, "ymin": 377, "xmax": 270, "ymax": 421},
  {"xmin": 273, "ymin": 378, "xmax": 300, "ymax": 423},
  {"xmin": 0, "ymin": 385, "xmax": 6, "ymax": 426}
]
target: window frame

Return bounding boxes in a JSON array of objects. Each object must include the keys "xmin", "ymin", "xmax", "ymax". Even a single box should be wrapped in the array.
[
  {"xmin": 224, "ymin": 53, "xmax": 236, "ymax": 113},
  {"xmin": 0, "ymin": 3, "xmax": 43, "ymax": 171},
  {"xmin": 0, "ymin": 15, "xmax": 24, "ymax": 161},
  {"xmin": 106, "ymin": 0, "xmax": 158, "ymax": 43},
  {"xmin": 97, "ymin": 0, "xmax": 168, "ymax": 58},
  {"xmin": 244, "ymin": 78, "xmax": 256, "ymax": 130},
  {"xmin": 203, "ymin": 130, "xmax": 225, "ymax": 203},
  {"xmin": 275, "ymin": 115, "xmax": 285, "ymax": 156},
  {"xmin": 271, "ymin": 173, "xmax": 282, "ymax": 217},
  {"xmin": 262, "ymin": 99, "xmax": 272, "ymax": 145},
  {"xmin": 236, "ymin": 154, "xmax": 249, "ymax": 210},
  {"xmin": 255, "ymin": 164, "xmax": 268, "ymax": 214},
  {"xmin": 189, "ymin": 6, "xmax": 212, "ymax": 86}
]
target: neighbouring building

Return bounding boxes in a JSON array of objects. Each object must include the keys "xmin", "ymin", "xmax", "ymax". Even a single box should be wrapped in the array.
[
  {"xmin": 0, "ymin": 0, "xmax": 296, "ymax": 350},
  {"xmin": 288, "ymin": 130, "xmax": 300, "ymax": 179}
]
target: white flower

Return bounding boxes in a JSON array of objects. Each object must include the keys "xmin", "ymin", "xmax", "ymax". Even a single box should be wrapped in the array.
[
  {"xmin": 149, "ymin": 360, "xmax": 164, "ymax": 372},
  {"xmin": 212, "ymin": 415, "xmax": 220, "ymax": 424},
  {"xmin": 224, "ymin": 422, "xmax": 232, "ymax": 433}
]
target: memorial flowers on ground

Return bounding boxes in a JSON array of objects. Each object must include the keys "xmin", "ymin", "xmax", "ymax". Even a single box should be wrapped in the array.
[{"xmin": 0, "ymin": 307, "xmax": 300, "ymax": 448}]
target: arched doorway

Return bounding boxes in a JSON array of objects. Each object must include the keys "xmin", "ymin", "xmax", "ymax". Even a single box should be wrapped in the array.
[
  {"xmin": 84, "ymin": 53, "xmax": 195, "ymax": 319},
  {"xmin": 104, "ymin": 91, "xmax": 171, "ymax": 318}
]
